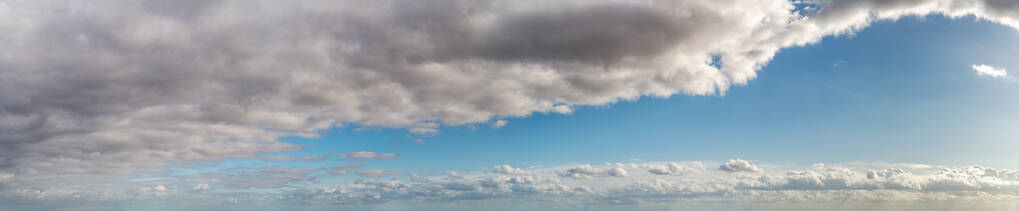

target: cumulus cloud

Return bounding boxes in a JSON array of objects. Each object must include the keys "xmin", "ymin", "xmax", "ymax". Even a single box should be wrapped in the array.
[
  {"xmin": 490, "ymin": 165, "xmax": 531, "ymax": 175},
  {"xmin": 6, "ymin": 160, "xmax": 1019, "ymax": 210},
  {"xmin": 3, "ymin": 0, "xmax": 1019, "ymax": 202},
  {"xmin": 341, "ymin": 152, "xmax": 399, "ymax": 160},
  {"xmin": 285, "ymin": 161, "xmax": 1019, "ymax": 208},
  {"xmin": 559, "ymin": 163, "xmax": 634, "ymax": 179},
  {"xmin": 645, "ymin": 162, "xmax": 705, "ymax": 176},
  {"xmin": 971, "ymin": 64, "xmax": 1009, "ymax": 78},
  {"xmin": 558, "ymin": 165, "xmax": 603, "ymax": 179},
  {"xmin": 719, "ymin": 159, "xmax": 763, "ymax": 173}
]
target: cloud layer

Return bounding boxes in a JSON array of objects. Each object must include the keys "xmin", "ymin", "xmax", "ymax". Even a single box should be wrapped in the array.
[
  {"xmin": 2, "ymin": 0, "xmax": 1019, "ymax": 205},
  {"xmin": 4, "ymin": 161, "xmax": 1019, "ymax": 210}
]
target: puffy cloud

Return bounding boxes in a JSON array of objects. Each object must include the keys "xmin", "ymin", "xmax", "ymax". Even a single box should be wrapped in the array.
[
  {"xmin": 490, "ymin": 165, "xmax": 531, "ymax": 175},
  {"xmin": 341, "ymin": 152, "xmax": 399, "ymax": 160},
  {"xmin": 645, "ymin": 162, "xmax": 705, "ymax": 176},
  {"xmin": 559, "ymin": 163, "xmax": 634, "ymax": 179},
  {"xmin": 558, "ymin": 165, "xmax": 605, "ymax": 179},
  {"xmin": 971, "ymin": 64, "xmax": 1009, "ymax": 78},
  {"xmin": 719, "ymin": 159, "xmax": 763, "ymax": 173}
]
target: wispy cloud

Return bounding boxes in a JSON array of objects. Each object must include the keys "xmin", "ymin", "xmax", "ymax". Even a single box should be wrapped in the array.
[{"xmin": 341, "ymin": 152, "xmax": 400, "ymax": 160}]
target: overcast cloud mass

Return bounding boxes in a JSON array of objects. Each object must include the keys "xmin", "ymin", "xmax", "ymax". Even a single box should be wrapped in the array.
[{"xmin": 2, "ymin": 0, "xmax": 1019, "ymax": 210}]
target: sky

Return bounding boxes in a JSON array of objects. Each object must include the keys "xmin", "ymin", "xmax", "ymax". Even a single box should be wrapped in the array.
[{"xmin": 1, "ymin": 0, "xmax": 1019, "ymax": 210}]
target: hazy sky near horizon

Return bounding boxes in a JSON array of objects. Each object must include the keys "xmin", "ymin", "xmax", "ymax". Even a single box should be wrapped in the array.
[{"xmin": 2, "ymin": 0, "xmax": 1019, "ymax": 210}]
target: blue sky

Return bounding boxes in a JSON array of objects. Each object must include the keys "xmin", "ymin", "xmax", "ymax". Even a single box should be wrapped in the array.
[{"xmin": 4, "ymin": 0, "xmax": 1019, "ymax": 210}]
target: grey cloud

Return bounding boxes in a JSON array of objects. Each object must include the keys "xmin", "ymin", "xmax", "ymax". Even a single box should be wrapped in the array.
[{"xmin": 477, "ymin": 4, "xmax": 690, "ymax": 63}]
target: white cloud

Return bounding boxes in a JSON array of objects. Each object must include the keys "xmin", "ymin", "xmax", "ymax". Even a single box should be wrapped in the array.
[
  {"xmin": 6, "ymin": 160, "xmax": 1019, "ymax": 210},
  {"xmin": 279, "ymin": 161, "xmax": 1019, "ymax": 208},
  {"xmin": 192, "ymin": 183, "xmax": 209, "ymax": 192},
  {"xmin": 491, "ymin": 120, "xmax": 508, "ymax": 129},
  {"xmin": 446, "ymin": 171, "xmax": 464, "ymax": 179},
  {"xmin": 341, "ymin": 152, "xmax": 399, "ymax": 160},
  {"xmin": 645, "ymin": 162, "xmax": 704, "ymax": 176},
  {"xmin": 719, "ymin": 159, "xmax": 763, "ymax": 173},
  {"xmin": 490, "ymin": 165, "xmax": 531, "ymax": 175},
  {"xmin": 409, "ymin": 127, "xmax": 440, "ymax": 135},
  {"xmin": 971, "ymin": 64, "xmax": 1009, "ymax": 78},
  {"xmin": 559, "ymin": 163, "xmax": 635, "ymax": 179}
]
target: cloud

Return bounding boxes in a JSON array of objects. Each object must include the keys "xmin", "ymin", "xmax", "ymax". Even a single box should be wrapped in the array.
[
  {"xmin": 214, "ymin": 166, "xmax": 319, "ymax": 189},
  {"xmin": 341, "ymin": 152, "xmax": 399, "ymax": 160},
  {"xmin": 971, "ymin": 64, "xmax": 1009, "ymax": 78},
  {"xmin": 192, "ymin": 183, "xmax": 209, "ymax": 192},
  {"xmin": 446, "ymin": 171, "xmax": 464, "ymax": 179},
  {"xmin": 559, "ymin": 163, "xmax": 634, "ymax": 179},
  {"xmin": 354, "ymin": 170, "xmax": 403, "ymax": 178},
  {"xmin": 719, "ymin": 159, "xmax": 763, "ymax": 173},
  {"xmin": 3, "ymin": 0, "xmax": 1019, "ymax": 200},
  {"xmin": 491, "ymin": 120, "xmax": 508, "ymax": 129},
  {"xmin": 489, "ymin": 165, "xmax": 531, "ymax": 175},
  {"xmin": 558, "ymin": 165, "xmax": 604, "ymax": 179},
  {"xmin": 328, "ymin": 163, "xmax": 366, "ymax": 176},
  {"xmin": 645, "ymin": 162, "xmax": 704, "ymax": 176},
  {"xmin": 408, "ymin": 127, "xmax": 440, "ymax": 135},
  {"xmin": 6, "ymin": 160, "xmax": 1019, "ymax": 210},
  {"xmin": 280, "ymin": 161, "xmax": 1019, "ymax": 208},
  {"xmin": 256, "ymin": 155, "xmax": 326, "ymax": 161}
]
